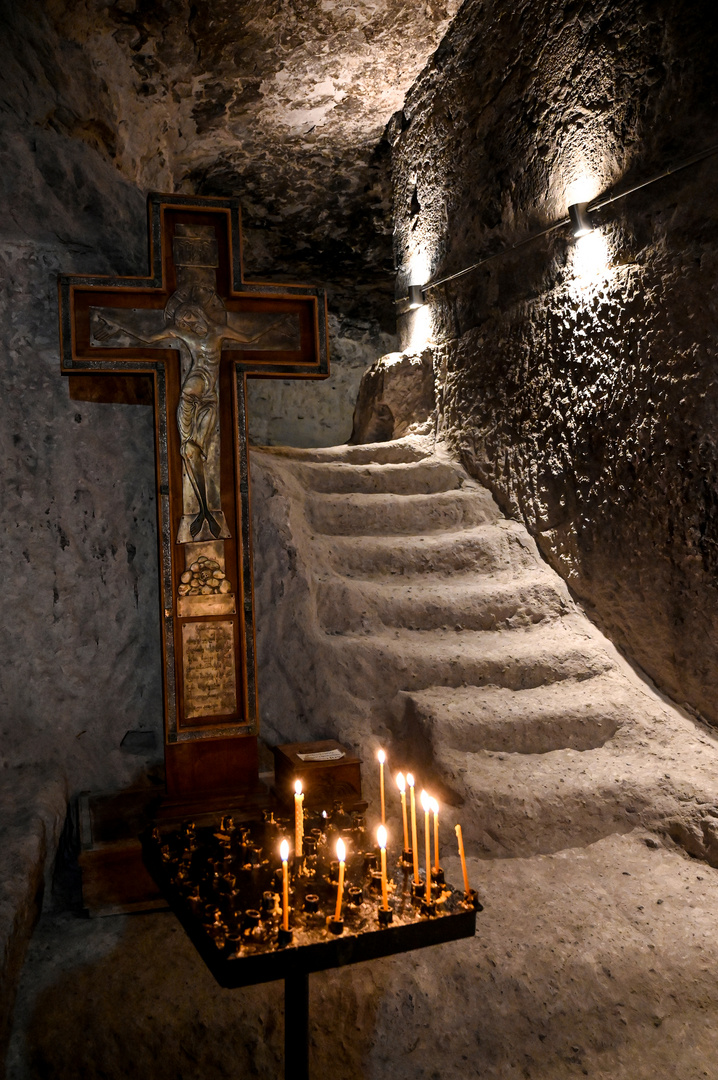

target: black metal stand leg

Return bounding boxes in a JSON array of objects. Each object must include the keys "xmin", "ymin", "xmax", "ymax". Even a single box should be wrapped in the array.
[{"xmin": 284, "ymin": 969, "xmax": 310, "ymax": 1080}]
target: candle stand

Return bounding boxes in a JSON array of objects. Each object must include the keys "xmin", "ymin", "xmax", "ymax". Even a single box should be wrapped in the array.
[{"xmin": 143, "ymin": 808, "xmax": 480, "ymax": 1080}]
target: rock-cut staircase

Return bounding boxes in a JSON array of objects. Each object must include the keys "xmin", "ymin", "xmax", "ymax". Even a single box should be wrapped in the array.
[{"xmin": 251, "ymin": 436, "xmax": 718, "ymax": 865}]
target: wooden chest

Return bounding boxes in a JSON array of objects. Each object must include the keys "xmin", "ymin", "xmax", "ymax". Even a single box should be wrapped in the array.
[{"xmin": 273, "ymin": 740, "xmax": 364, "ymax": 811}]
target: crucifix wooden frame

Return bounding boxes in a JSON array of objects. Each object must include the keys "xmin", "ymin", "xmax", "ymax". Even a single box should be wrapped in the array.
[{"xmin": 59, "ymin": 193, "xmax": 329, "ymax": 803}]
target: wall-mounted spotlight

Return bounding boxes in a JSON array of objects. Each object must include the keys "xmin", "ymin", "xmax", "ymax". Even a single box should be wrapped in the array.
[
  {"xmin": 568, "ymin": 202, "xmax": 594, "ymax": 238},
  {"xmin": 407, "ymin": 284, "xmax": 426, "ymax": 309}
]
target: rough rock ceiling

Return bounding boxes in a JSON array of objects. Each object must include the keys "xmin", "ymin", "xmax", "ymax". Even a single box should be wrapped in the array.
[{"xmin": 37, "ymin": 0, "xmax": 462, "ymax": 281}]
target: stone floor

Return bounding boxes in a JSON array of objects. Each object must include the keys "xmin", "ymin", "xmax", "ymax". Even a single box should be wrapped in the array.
[{"xmin": 7, "ymin": 836, "xmax": 718, "ymax": 1079}]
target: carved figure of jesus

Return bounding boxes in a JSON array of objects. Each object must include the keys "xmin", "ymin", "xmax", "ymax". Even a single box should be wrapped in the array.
[{"xmin": 94, "ymin": 290, "xmax": 276, "ymax": 540}]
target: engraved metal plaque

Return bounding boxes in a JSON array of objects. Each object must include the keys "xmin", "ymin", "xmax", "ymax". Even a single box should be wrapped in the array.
[
  {"xmin": 182, "ymin": 621, "xmax": 238, "ymax": 720},
  {"xmin": 177, "ymin": 540, "xmax": 236, "ymax": 617}
]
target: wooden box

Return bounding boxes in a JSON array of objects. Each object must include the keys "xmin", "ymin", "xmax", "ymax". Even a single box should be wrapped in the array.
[{"xmin": 273, "ymin": 739, "xmax": 364, "ymax": 811}]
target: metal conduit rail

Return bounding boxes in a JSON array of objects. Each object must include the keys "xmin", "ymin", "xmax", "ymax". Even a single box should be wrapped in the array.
[{"xmin": 395, "ymin": 142, "xmax": 718, "ymax": 304}]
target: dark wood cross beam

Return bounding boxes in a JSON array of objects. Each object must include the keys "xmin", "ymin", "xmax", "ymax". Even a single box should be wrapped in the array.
[{"xmin": 59, "ymin": 193, "xmax": 329, "ymax": 804}]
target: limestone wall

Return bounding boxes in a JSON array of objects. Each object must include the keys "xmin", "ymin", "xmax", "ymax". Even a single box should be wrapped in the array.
[
  {"xmin": 391, "ymin": 0, "xmax": 718, "ymax": 726},
  {"xmin": 0, "ymin": 1, "xmax": 162, "ymax": 791}
]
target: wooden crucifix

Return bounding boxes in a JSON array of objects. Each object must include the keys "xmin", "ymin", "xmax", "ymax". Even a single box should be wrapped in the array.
[{"xmin": 59, "ymin": 193, "xmax": 329, "ymax": 806}]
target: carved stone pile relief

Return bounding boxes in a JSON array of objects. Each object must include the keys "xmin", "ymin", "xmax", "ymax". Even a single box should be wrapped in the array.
[{"xmin": 179, "ymin": 555, "xmax": 232, "ymax": 598}]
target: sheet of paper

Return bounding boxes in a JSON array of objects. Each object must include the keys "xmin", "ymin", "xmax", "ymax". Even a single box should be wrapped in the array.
[{"xmin": 296, "ymin": 749, "xmax": 345, "ymax": 762}]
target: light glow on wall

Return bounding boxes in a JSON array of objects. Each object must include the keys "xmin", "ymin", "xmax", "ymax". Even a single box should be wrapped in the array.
[
  {"xmin": 407, "ymin": 247, "xmax": 431, "ymax": 290},
  {"xmin": 570, "ymin": 229, "xmax": 612, "ymax": 293},
  {"xmin": 565, "ymin": 173, "xmax": 601, "ymax": 210},
  {"xmin": 405, "ymin": 302, "xmax": 433, "ymax": 352},
  {"xmin": 401, "ymin": 246, "xmax": 434, "ymax": 351}
]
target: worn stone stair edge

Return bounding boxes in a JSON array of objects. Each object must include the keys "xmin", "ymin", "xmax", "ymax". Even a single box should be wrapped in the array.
[
  {"xmin": 288, "ymin": 458, "xmax": 464, "ymax": 495},
  {"xmin": 316, "ymin": 571, "xmax": 570, "ymax": 634},
  {"xmin": 251, "ymin": 433, "xmax": 435, "ymax": 466},
  {"xmin": 321, "ymin": 521, "xmax": 542, "ymax": 577}
]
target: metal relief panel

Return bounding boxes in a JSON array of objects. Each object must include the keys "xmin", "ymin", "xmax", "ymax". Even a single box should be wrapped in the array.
[
  {"xmin": 177, "ymin": 540, "xmax": 236, "ymax": 617},
  {"xmin": 182, "ymin": 621, "xmax": 238, "ymax": 720}
]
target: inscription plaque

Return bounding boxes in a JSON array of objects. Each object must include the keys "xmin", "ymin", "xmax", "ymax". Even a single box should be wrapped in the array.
[{"xmin": 182, "ymin": 621, "xmax": 238, "ymax": 720}]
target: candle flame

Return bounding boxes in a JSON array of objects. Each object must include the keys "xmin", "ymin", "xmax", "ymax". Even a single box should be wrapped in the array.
[
  {"xmin": 294, "ymin": 779, "xmax": 302, "ymax": 795},
  {"xmin": 396, "ymin": 772, "xmax": 406, "ymax": 792},
  {"xmin": 337, "ymin": 838, "xmax": 346, "ymax": 863},
  {"xmin": 406, "ymin": 772, "xmax": 415, "ymax": 787},
  {"xmin": 378, "ymin": 748, "xmax": 386, "ymax": 764},
  {"xmin": 420, "ymin": 789, "xmax": 431, "ymax": 812},
  {"xmin": 280, "ymin": 839, "xmax": 289, "ymax": 862},
  {"xmin": 430, "ymin": 797, "xmax": 439, "ymax": 815},
  {"xmin": 377, "ymin": 825, "xmax": 387, "ymax": 849}
]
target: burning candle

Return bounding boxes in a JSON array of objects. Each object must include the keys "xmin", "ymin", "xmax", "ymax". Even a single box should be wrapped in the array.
[
  {"xmin": 396, "ymin": 772, "xmax": 409, "ymax": 852},
  {"xmin": 455, "ymin": 824, "xmax": 471, "ymax": 896},
  {"xmin": 280, "ymin": 839, "xmax": 290, "ymax": 931},
  {"xmin": 377, "ymin": 825, "xmax": 389, "ymax": 910},
  {"xmin": 334, "ymin": 838, "xmax": 346, "ymax": 921},
  {"xmin": 421, "ymin": 790, "xmax": 431, "ymax": 903},
  {"xmin": 431, "ymin": 796, "xmax": 440, "ymax": 871},
  {"xmin": 378, "ymin": 749, "xmax": 386, "ymax": 825},
  {"xmin": 407, "ymin": 773, "xmax": 420, "ymax": 884},
  {"xmin": 294, "ymin": 779, "xmax": 304, "ymax": 858}
]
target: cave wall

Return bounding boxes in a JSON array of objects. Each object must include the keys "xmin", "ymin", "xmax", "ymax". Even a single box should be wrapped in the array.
[
  {"xmin": 0, "ymin": 0, "xmax": 164, "ymax": 791},
  {"xmin": 391, "ymin": 0, "xmax": 718, "ymax": 726}
]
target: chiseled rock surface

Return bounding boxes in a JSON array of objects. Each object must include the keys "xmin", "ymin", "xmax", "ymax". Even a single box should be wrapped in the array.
[
  {"xmin": 247, "ymin": 314, "xmax": 397, "ymax": 449},
  {"xmin": 350, "ymin": 350, "xmax": 435, "ymax": 444},
  {"xmin": 0, "ymin": 0, "xmax": 402, "ymax": 448},
  {"xmin": 0, "ymin": 240, "xmax": 164, "ymax": 792},
  {"xmin": 26, "ymin": 0, "xmax": 461, "ymax": 271},
  {"xmin": 390, "ymin": 0, "xmax": 718, "ymax": 729}
]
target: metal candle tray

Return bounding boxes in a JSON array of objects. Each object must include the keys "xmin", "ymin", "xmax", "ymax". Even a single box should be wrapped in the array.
[{"xmin": 143, "ymin": 806, "xmax": 479, "ymax": 989}]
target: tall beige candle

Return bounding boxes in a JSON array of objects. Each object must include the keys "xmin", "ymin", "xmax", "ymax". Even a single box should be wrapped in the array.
[
  {"xmin": 334, "ymin": 838, "xmax": 346, "ymax": 921},
  {"xmin": 280, "ymin": 839, "xmax": 290, "ymax": 930},
  {"xmin": 378, "ymin": 749, "xmax": 386, "ymax": 825},
  {"xmin": 421, "ymin": 790, "xmax": 431, "ymax": 903},
  {"xmin": 396, "ymin": 773, "xmax": 409, "ymax": 852},
  {"xmin": 431, "ymin": 796, "xmax": 440, "ymax": 871},
  {"xmin": 294, "ymin": 779, "xmax": 304, "ymax": 858},
  {"xmin": 377, "ymin": 825, "xmax": 389, "ymax": 910},
  {"xmin": 455, "ymin": 824, "xmax": 470, "ymax": 895},
  {"xmin": 407, "ymin": 773, "xmax": 420, "ymax": 884}
]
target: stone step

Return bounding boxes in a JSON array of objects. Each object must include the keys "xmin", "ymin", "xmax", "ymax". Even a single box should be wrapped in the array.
[
  {"xmin": 316, "ymin": 569, "xmax": 569, "ymax": 634},
  {"xmin": 292, "ymin": 459, "xmax": 463, "ymax": 496},
  {"xmin": 307, "ymin": 488, "xmax": 500, "ymax": 536},
  {"xmin": 323, "ymin": 621, "xmax": 615, "ymax": 702},
  {"xmin": 391, "ymin": 671, "xmax": 630, "ymax": 757},
  {"xmin": 252, "ymin": 436, "xmax": 432, "ymax": 466},
  {"xmin": 433, "ymin": 742, "xmax": 654, "ymax": 858},
  {"xmin": 322, "ymin": 520, "xmax": 542, "ymax": 578}
]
